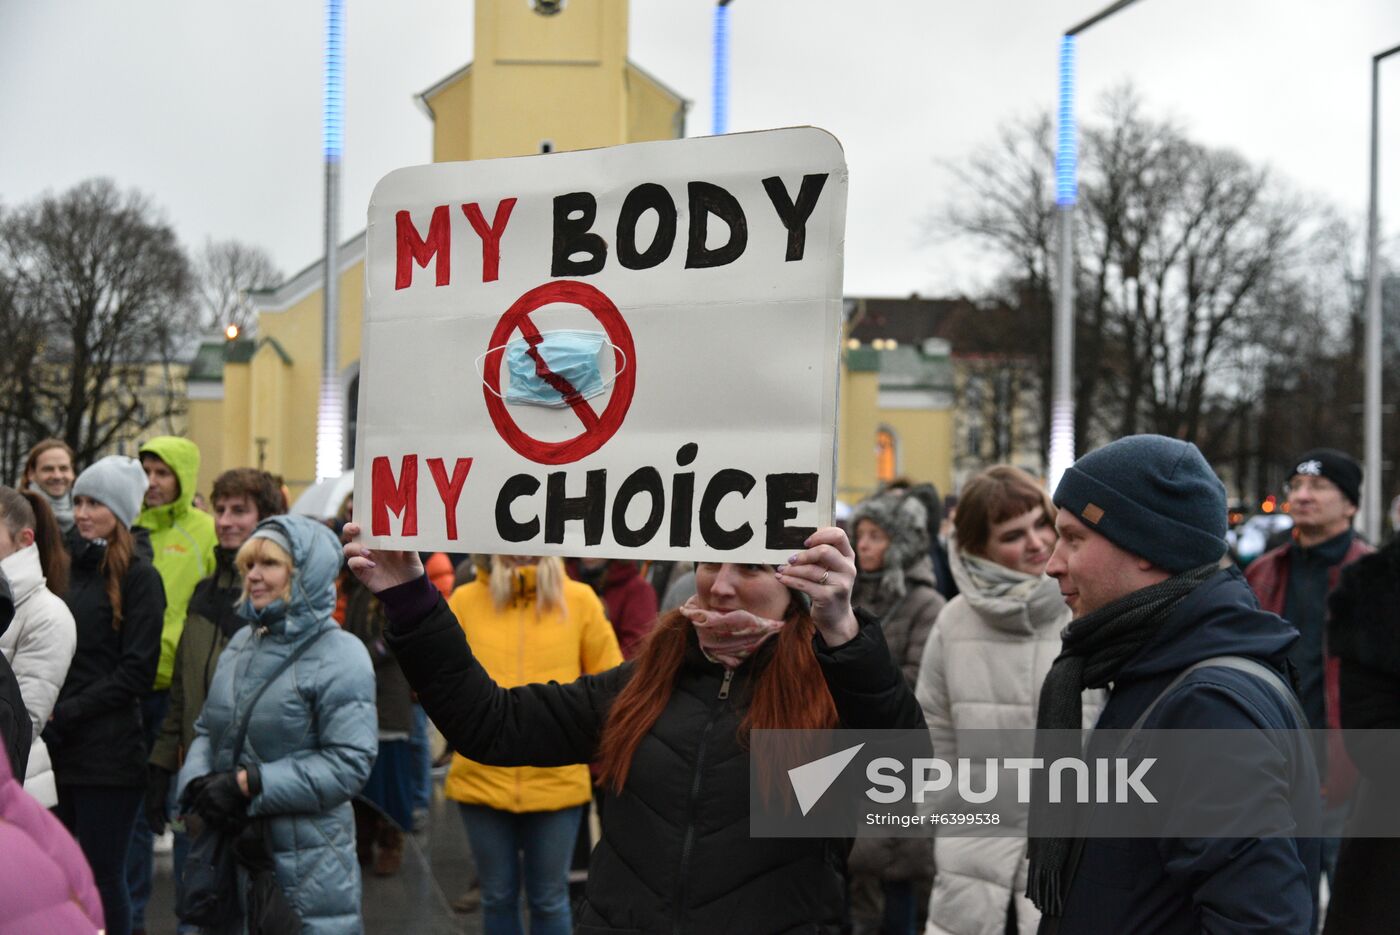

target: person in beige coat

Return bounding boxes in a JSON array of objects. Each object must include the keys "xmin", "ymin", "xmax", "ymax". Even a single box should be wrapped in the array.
[{"xmin": 915, "ymin": 466, "xmax": 1102, "ymax": 935}]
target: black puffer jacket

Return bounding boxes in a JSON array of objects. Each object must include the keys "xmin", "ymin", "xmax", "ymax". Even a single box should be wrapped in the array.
[
  {"xmin": 46, "ymin": 530, "xmax": 163, "ymax": 788},
  {"xmin": 383, "ymin": 575, "xmax": 925, "ymax": 935}
]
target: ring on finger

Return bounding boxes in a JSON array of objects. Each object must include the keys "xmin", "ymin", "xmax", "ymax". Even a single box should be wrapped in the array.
[{"xmin": 820, "ymin": 570, "xmax": 830, "ymax": 585}]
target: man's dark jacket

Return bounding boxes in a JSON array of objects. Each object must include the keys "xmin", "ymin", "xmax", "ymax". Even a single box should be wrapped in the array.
[
  {"xmin": 382, "ymin": 575, "xmax": 926, "ymax": 935},
  {"xmin": 1049, "ymin": 568, "xmax": 1322, "ymax": 935}
]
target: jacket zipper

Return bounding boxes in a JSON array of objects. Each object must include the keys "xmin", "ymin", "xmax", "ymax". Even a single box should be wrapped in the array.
[{"xmin": 672, "ymin": 670, "xmax": 733, "ymax": 934}]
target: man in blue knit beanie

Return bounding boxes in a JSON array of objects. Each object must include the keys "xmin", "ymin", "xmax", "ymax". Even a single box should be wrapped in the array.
[{"xmin": 1026, "ymin": 435, "xmax": 1320, "ymax": 934}]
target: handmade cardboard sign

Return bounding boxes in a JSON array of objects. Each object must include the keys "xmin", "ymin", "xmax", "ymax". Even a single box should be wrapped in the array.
[{"xmin": 353, "ymin": 127, "xmax": 848, "ymax": 562}]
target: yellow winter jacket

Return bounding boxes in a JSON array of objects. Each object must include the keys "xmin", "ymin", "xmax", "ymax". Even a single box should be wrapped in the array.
[{"xmin": 444, "ymin": 565, "xmax": 623, "ymax": 813}]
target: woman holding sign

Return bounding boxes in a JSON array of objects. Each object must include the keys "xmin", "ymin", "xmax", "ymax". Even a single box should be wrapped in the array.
[{"xmin": 344, "ymin": 524, "xmax": 925, "ymax": 934}]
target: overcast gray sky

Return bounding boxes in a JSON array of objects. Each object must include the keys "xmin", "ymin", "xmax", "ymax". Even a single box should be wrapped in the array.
[{"xmin": 2, "ymin": 0, "xmax": 1398, "ymax": 298}]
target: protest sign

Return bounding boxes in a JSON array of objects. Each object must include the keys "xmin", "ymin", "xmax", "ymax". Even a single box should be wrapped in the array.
[{"xmin": 353, "ymin": 127, "xmax": 848, "ymax": 562}]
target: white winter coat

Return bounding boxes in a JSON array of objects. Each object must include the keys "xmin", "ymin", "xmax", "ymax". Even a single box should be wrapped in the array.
[
  {"xmin": 0, "ymin": 545, "xmax": 76, "ymax": 807},
  {"xmin": 915, "ymin": 542, "xmax": 1103, "ymax": 935}
]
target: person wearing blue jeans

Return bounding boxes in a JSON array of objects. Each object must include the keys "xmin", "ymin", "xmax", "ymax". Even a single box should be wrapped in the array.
[
  {"xmin": 458, "ymin": 803, "xmax": 584, "ymax": 935},
  {"xmin": 411, "ymin": 702, "xmax": 432, "ymax": 815}
]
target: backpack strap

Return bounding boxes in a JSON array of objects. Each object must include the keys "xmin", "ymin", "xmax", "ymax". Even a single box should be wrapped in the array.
[{"xmin": 1118, "ymin": 655, "xmax": 1308, "ymax": 756}]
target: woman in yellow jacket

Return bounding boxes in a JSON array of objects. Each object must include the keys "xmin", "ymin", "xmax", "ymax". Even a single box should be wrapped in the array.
[{"xmin": 445, "ymin": 554, "xmax": 622, "ymax": 935}]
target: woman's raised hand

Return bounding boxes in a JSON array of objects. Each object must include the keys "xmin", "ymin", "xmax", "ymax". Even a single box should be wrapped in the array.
[
  {"xmin": 775, "ymin": 526, "xmax": 860, "ymax": 646},
  {"xmin": 341, "ymin": 522, "xmax": 425, "ymax": 594}
]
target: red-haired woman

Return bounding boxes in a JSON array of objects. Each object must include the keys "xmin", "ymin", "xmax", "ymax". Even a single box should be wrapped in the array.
[
  {"xmin": 345, "ymin": 525, "xmax": 926, "ymax": 934},
  {"xmin": 46, "ymin": 457, "xmax": 163, "ymax": 935}
]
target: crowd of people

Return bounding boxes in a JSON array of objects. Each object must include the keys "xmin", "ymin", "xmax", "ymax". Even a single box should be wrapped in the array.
[{"xmin": 0, "ymin": 431, "xmax": 1395, "ymax": 935}]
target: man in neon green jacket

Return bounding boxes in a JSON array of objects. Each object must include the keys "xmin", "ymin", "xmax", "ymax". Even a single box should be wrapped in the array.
[{"xmin": 129, "ymin": 434, "xmax": 215, "ymax": 931}]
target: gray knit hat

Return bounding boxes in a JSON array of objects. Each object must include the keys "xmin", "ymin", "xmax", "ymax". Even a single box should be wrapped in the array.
[
  {"xmin": 247, "ymin": 524, "xmax": 293, "ymax": 559},
  {"xmin": 1052, "ymin": 435, "xmax": 1227, "ymax": 573},
  {"xmin": 851, "ymin": 490, "xmax": 930, "ymax": 602},
  {"xmin": 72, "ymin": 456, "xmax": 148, "ymax": 528}
]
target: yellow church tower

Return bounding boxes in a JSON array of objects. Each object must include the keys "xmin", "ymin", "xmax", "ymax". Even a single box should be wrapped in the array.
[{"xmin": 185, "ymin": 0, "xmax": 687, "ymax": 500}]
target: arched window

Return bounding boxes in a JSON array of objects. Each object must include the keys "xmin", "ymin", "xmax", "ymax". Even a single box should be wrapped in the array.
[{"xmin": 876, "ymin": 426, "xmax": 898, "ymax": 484}]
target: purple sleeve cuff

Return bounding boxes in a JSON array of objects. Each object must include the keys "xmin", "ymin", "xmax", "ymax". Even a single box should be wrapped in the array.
[{"xmin": 379, "ymin": 574, "xmax": 440, "ymax": 632}]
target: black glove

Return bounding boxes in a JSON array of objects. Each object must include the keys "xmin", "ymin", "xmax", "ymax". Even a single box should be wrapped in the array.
[
  {"xmin": 145, "ymin": 765, "xmax": 172, "ymax": 836},
  {"xmin": 179, "ymin": 773, "xmax": 212, "ymax": 816},
  {"xmin": 192, "ymin": 771, "xmax": 249, "ymax": 831}
]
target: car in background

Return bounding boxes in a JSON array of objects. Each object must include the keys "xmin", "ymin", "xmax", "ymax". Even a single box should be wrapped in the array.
[{"xmin": 1228, "ymin": 512, "xmax": 1294, "ymax": 567}]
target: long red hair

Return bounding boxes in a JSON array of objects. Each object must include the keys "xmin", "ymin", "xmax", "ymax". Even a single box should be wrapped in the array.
[{"xmin": 595, "ymin": 601, "xmax": 839, "ymax": 795}]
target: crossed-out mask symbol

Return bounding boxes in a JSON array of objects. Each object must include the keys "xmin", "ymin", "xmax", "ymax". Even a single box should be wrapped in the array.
[
  {"xmin": 479, "ymin": 281, "xmax": 637, "ymax": 465},
  {"xmin": 476, "ymin": 329, "xmax": 629, "ymax": 409}
]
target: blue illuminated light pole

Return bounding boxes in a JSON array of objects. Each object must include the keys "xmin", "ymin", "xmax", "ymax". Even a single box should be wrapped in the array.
[
  {"xmin": 1362, "ymin": 43, "xmax": 1400, "ymax": 539},
  {"xmin": 1049, "ymin": 0, "xmax": 1145, "ymax": 491},
  {"xmin": 712, "ymin": 0, "xmax": 733, "ymax": 135},
  {"xmin": 318, "ymin": 0, "xmax": 345, "ymax": 481}
]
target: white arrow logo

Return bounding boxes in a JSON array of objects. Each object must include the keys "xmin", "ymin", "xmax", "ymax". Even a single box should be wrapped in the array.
[{"xmin": 788, "ymin": 742, "xmax": 865, "ymax": 816}]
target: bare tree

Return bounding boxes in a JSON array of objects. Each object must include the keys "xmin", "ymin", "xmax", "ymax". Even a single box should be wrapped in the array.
[
  {"xmin": 195, "ymin": 238, "xmax": 281, "ymax": 335},
  {"xmin": 0, "ymin": 178, "xmax": 194, "ymax": 473},
  {"xmin": 942, "ymin": 88, "xmax": 1320, "ymax": 475}
]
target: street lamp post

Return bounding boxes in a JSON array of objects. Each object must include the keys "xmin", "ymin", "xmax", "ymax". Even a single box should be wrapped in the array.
[
  {"xmin": 1362, "ymin": 43, "xmax": 1400, "ymax": 540},
  {"xmin": 1048, "ymin": 0, "xmax": 1145, "ymax": 491},
  {"xmin": 317, "ymin": 0, "xmax": 345, "ymax": 482},
  {"xmin": 713, "ymin": 0, "xmax": 733, "ymax": 136}
]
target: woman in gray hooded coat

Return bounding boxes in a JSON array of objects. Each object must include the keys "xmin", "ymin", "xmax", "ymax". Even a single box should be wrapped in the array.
[
  {"xmin": 847, "ymin": 489, "xmax": 945, "ymax": 934},
  {"xmin": 178, "ymin": 514, "xmax": 377, "ymax": 935}
]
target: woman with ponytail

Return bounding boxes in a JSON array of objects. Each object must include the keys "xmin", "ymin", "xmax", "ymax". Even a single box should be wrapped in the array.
[
  {"xmin": 46, "ymin": 456, "xmax": 163, "ymax": 935},
  {"xmin": 344, "ymin": 524, "xmax": 925, "ymax": 934},
  {"xmin": 0, "ymin": 486, "xmax": 76, "ymax": 806}
]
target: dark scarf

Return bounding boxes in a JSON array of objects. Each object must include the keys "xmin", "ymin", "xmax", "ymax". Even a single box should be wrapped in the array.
[
  {"xmin": 188, "ymin": 547, "xmax": 246, "ymax": 640},
  {"xmin": 1026, "ymin": 562, "xmax": 1219, "ymax": 917}
]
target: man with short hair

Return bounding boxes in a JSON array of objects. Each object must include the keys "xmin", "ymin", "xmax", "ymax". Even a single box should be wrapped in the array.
[
  {"xmin": 1246, "ymin": 449, "xmax": 1373, "ymax": 921},
  {"xmin": 20, "ymin": 438, "xmax": 78, "ymax": 535},
  {"xmin": 128, "ymin": 436, "xmax": 216, "ymax": 935},
  {"xmin": 1027, "ymin": 434, "xmax": 1319, "ymax": 934}
]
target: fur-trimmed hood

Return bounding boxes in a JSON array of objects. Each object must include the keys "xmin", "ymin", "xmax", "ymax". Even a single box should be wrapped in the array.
[{"xmin": 851, "ymin": 490, "xmax": 930, "ymax": 609}]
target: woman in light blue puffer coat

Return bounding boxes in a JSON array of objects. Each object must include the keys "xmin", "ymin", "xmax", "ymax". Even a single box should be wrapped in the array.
[{"xmin": 178, "ymin": 514, "xmax": 377, "ymax": 934}]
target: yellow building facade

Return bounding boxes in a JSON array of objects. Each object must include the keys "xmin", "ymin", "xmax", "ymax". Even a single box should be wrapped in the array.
[
  {"xmin": 187, "ymin": 1, "xmax": 958, "ymax": 510},
  {"xmin": 186, "ymin": 0, "xmax": 687, "ymax": 499},
  {"xmin": 836, "ymin": 342, "xmax": 955, "ymax": 506}
]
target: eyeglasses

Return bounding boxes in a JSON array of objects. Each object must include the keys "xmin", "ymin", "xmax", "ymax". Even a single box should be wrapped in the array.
[{"xmin": 1285, "ymin": 476, "xmax": 1338, "ymax": 497}]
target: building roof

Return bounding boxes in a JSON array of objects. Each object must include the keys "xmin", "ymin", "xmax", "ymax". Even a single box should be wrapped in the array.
[
  {"xmin": 846, "ymin": 295, "xmax": 1031, "ymax": 357},
  {"xmin": 247, "ymin": 232, "xmax": 366, "ymax": 314},
  {"xmin": 185, "ymin": 336, "xmax": 292, "ymax": 384}
]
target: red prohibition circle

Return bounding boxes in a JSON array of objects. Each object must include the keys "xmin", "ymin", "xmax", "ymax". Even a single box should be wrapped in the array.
[{"xmin": 482, "ymin": 280, "xmax": 637, "ymax": 465}]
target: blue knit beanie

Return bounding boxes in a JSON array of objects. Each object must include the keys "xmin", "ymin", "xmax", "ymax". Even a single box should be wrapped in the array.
[{"xmin": 1052, "ymin": 435, "xmax": 1227, "ymax": 573}]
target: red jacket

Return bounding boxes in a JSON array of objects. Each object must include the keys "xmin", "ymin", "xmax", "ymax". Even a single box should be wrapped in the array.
[
  {"xmin": 566, "ymin": 560, "xmax": 659, "ymax": 660},
  {"xmin": 1246, "ymin": 533, "xmax": 1374, "ymax": 804}
]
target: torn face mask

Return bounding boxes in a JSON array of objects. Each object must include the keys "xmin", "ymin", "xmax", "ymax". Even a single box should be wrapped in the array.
[{"xmin": 502, "ymin": 329, "xmax": 609, "ymax": 408}]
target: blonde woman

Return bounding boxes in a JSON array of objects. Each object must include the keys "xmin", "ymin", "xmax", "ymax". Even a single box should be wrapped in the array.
[
  {"xmin": 177, "ymin": 515, "xmax": 376, "ymax": 933},
  {"xmin": 444, "ymin": 554, "xmax": 622, "ymax": 935}
]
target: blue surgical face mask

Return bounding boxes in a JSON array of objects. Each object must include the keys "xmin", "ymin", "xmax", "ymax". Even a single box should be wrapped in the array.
[{"xmin": 500, "ymin": 329, "xmax": 611, "ymax": 408}]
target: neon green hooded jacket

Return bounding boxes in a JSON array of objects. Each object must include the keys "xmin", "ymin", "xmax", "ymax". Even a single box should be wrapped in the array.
[{"xmin": 136, "ymin": 436, "xmax": 216, "ymax": 691}]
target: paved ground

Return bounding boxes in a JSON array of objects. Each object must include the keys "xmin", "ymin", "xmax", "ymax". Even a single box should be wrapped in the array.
[{"xmin": 143, "ymin": 784, "xmax": 483, "ymax": 935}]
